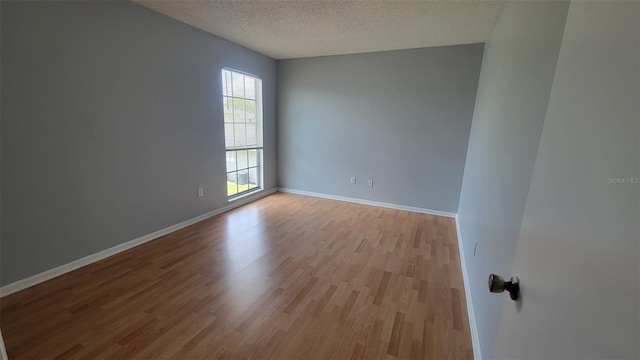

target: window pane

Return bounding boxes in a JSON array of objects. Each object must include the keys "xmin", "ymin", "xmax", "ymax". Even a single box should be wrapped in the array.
[
  {"xmin": 223, "ymin": 70, "xmax": 233, "ymax": 96},
  {"xmin": 224, "ymin": 123, "xmax": 234, "ymax": 148},
  {"xmin": 236, "ymin": 150, "xmax": 248, "ymax": 170},
  {"xmin": 232, "ymin": 72, "xmax": 244, "ymax": 98},
  {"xmin": 248, "ymin": 149, "xmax": 258, "ymax": 167},
  {"xmin": 227, "ymin": 171, "xmax": 238, "ymax": 196},
  {"xmin": 244, "ymin": 77, "xmax": 256, "ymax": 100},
  {"xmin": 246, "ymin": 124, "xmax": 258, "ymax": 147},
  {"xmin": 248, "ymin": 167, "xmax": 258, "ymax": 189},
  {"xmin": 223, "ymin": 97, "xmax": 233, "ymax": 123},
  {"xmin": 245, "ymin": 100, "xmax": 257, "ymax": 123},
  {"xmin": 234, "ymin": 124, "xmax": 247, "ymax": 147},
  {"xmin": 226, "ymin": 151, "xmax": 237, "ymax": 172},
  {"xmin": 233, "ymin": 98, "xmax": 245, "ymax": 123},
  {"xmin": 237, "ymin": 170, "xmax": 249, "ymax": 186}
]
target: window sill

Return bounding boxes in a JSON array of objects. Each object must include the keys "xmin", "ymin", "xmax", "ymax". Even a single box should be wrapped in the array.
[{"xmin": 228, "ymin": 188, "xmax": 263, "ymax": 202}]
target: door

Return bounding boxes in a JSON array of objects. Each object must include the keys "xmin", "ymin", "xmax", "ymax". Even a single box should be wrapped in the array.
[{"xmin": 494, "ymin": 1, "xmax": 639, "ymax": 358}]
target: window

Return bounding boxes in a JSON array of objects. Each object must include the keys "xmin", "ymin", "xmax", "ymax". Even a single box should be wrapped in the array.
[{"xmin": 222, "ymin": 69, "xmax": 263, "ymax": 199}]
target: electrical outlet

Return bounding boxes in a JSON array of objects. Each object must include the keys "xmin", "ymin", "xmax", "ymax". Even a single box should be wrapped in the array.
[
  {"xmin": 197, "ymin": 187, "xmax": 204, "ymax": 197},
  {"xmin": 367, "ymin": 180, "xmax": 373, "ymax": 187},
  {"xmin": 350, "ymin": 177, "xmax": 356, "ymax": 184},
  {"xmin": 473, "ymin": 241, "xmax": 478, "ymax": 256}
]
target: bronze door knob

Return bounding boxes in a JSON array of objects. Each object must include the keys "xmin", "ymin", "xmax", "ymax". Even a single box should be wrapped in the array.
[{"xmin": 488, "ymin": 274, "xmax": 520, "ymax": 300}]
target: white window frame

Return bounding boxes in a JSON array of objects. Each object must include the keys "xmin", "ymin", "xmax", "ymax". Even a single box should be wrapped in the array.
[{"xmin": 222, "ymin": 68, "xmax": 264, "ymax": 201}]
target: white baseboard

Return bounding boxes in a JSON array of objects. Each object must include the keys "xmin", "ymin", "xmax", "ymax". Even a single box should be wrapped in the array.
[
  {"xmin": 455, "ymin": 214, "xmax": 482, "ymax": 360},
  {"xmin": 0, "ymin": 329, "xmax": 7, "ymax": 360},
  {"xmin": 277, "ymin": 187, "xmax": 456, "ymax": 218},
  {"xmin": 0, "ymin": 188, "xmax": 278, "ymax": 298}
]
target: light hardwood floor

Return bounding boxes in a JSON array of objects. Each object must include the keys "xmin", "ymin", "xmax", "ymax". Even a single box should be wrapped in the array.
[{"xmin": 1, "ymin": 192, "xmax": 473, "ymax": 359}]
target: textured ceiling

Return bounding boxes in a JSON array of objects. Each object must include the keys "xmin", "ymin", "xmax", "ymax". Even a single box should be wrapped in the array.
[{"xmin": 133, "ymin": 0, "xmax": 505, "ymax": 59}]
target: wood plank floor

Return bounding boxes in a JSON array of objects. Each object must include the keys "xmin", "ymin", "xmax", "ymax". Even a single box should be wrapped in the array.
[{"xmin": 1, "ymin": 193, "xmax": 473, "ymax": 359}]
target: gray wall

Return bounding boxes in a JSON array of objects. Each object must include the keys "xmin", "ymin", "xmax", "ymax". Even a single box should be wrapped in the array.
[
  {"xmin": 495, "ymin": 1, "xmax": 639, "ymax": 358},
  {"xmin": 0, "ymin": 1, "xmax": 276, "ymax": 285},
  {"xmin": 455, "ymin": 1, "xmax": 569, "ymax": 357},
  {"xmin": 277, "ymin": 45, "xmax": 483, "ymax": 213}
]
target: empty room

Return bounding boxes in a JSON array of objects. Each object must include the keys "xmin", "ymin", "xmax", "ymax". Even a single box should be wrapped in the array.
[{"xmin": 0, "ymin": 0, "xmax": 638, "ymax": 359}]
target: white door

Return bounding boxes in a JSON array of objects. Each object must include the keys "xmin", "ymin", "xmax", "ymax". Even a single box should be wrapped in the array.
[{"xmin": 495, "ymin": 1, "xmax": 639, "ymax": 358}]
